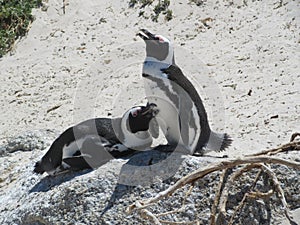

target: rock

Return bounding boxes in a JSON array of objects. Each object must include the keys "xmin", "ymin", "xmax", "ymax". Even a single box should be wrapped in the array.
[
  {"xmin": 0, "ymin": 0, "xmax": 299, "ymax": 223},
  {"xmin": 0, "ymin": 135, "xmax": 299, "ymax": 224},
  {"xmin": 1, "ymin": 129, "xmax": 58, "ymax": 156}
]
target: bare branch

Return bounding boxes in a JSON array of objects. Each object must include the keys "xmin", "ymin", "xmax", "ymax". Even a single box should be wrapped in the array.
[
  {"xmin": 260, "ymin": 164, "xmax": 297, "ymax": 225},
  {"xmin": 158, "ymin": 219, "xmax": 200, "ymax": 225},
  {"xmin": 247, "ymin": 190, "xmax": 274, "ymax": 199},
  {"xmin": 228, "ymin": 191, "xmax": 247, "ymax": 225},
  {"xmin": 210, "ymin": 169, "xmax": 230, "ymax": 225},
  {"xmin": 63, "ymin": 0, "xmax": 67, "ymax": 14},
  {"xmin": 219, "ymin": 163, "xmax": 263, "ymax": 222},
  {"xmin": 130, "ymin": 156, "xmax": 300, "ymax": 209},
  {"xmin": 134, "ymin": 201, "xmax": 161, "ymax": 225},
  {"xmin": 228, "ymin": 179, "xmax": 274, "ymax": 225},
  {"xmin": 248, "ymin": 136, "xmax": 299, "ymax": 157},
  {"xmin": 128, "ymin": 136, "xmax": 300, "ymax": 225}
]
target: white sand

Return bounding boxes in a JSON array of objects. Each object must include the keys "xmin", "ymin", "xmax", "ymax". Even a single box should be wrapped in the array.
[{"xmin": 0, "ymin": 0, "xmax": 299, "ymax": 157}]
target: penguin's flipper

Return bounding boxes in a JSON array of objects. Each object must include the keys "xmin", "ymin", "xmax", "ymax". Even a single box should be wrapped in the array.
[
  {"xmin": 149, "ymin": 117, "xmax": 160, "ymax": 139},
  {"xmin": 161, "ymin": 66, "xmax": 195, "ymax": 93},
  {"xmin": 79, "ymin": 136, "xmax": 114, "ymax": 168},
  {"xmin": 62, "ymin": 157, "xmax": 92, "ymax": 171}
]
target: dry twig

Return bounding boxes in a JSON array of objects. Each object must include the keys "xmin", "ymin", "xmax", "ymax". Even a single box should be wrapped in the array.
[
  {"xmin": 228, "ymin": 189, "xmax": 274, "ymax": 225},
  {"xmin": 130, "ymin": 157, "xmax": 299, "ymax": 209},
  {"xmin": 218, "ymin": 163, "xmax": 263, "ymax": 223},
  {"xmin": 155, "ymin": 184, "xmax": 195, "ymax": 218},
  {"xmin": 157, "ymin": 219, "xmax": 199, "ymax": 225},
  {"xmin": 62, "ymin": 0, "xmax": 67, "ymax": 14},
  {"xmin": 248, "ymin": 133, "xmax": 300, "ymax": 156},
  {"xmin": 260, "ymin": 164, "xmax": 297, "ymax": 224},
  {"xmin": 226, "ymin": 163, "xmax": 272, "ymax": 225},
  {"xmin": 210, "ymin": 169, "xmax": 230, "ymax": 225},
  {"xmin": 128, "ymin": 135, "xmax": 300, "ymax": 224},
  {"xmin": 134, "ymin": 201, "xmax": 161, "ymax": 225}
]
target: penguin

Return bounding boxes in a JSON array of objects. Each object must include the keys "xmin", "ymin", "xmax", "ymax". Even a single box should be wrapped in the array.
[
  {"xmin": 34, "ymin": 103, "xmax": 158, "ymax": 175},
  {"xmin": 137, "ymin": 28, "xmax": 232, "ymax": 154}
]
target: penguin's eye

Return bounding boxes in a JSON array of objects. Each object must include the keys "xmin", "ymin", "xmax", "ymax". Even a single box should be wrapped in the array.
[
  {"xmin": 155, "ymin": 35, "xmax": 165, "ymax": 43},
  {"xmin": 131, "ymin": 110, "xmax": 139, "ymax": 117}
]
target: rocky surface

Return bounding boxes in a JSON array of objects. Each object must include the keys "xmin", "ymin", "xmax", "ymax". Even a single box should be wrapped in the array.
[
  {"xmin": 0, "ymin": 0, "xmax": 299, "ymax": 224},
  {"xmin": 0, "ymin": 130, "xmax": 299, "ymax": 224}
]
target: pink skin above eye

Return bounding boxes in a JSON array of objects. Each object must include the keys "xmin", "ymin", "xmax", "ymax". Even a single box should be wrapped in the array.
[
  {"xmin": 155, "ymin": 35, "xmax": 165, "ymax": 43},
  {"xmin": 132, "ymin": 111, "xmax": 138, "ymax": 117},
  {"xmin": 132, "ymin": 109, "xmax": 141, "ymax": 117}
]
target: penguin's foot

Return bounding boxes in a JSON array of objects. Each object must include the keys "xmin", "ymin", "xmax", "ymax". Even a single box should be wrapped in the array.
[{"xmin": 111, "ymin": 144, "xmax": 128, "ymax": 152}]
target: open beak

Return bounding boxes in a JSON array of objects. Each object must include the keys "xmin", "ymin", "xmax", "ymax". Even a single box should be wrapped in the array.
[
  {"xmin": 137, "ymin": 28, "xmax": 157, "ymax": 41},
  {"xmin": 141, "ymin": 103, "xmax": 158, "ymax": 116}
]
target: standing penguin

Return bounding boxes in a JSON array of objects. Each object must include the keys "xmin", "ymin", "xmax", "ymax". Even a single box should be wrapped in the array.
[
  {"xmin": 34, "ymin": 103, "xmax": 158, "ymax": 175},
  {"xmin": 137, "ymin": 29, "xmax": 232, "ymax": 154}
]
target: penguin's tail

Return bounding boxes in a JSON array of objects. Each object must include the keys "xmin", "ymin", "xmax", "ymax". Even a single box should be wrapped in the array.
[
  {"xmin": 206, "ymin": 131, "xmax": 232, "ymax": 152},
  {"xmin": 33, "ymin": 161, "xmax": 45, "ymax": 174}
]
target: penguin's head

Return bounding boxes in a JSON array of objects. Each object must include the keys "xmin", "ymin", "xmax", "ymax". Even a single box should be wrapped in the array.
[
  {"xmin": 34, "ymin": 158, "xmax": 57, "ymax": 175},
  {"xmin": 137, "ymin": 28, "xmax": 174, "ymax": 65},
  {"xmin": 127, "ymin": 103, "xmax": 158, "ymax": 133}
]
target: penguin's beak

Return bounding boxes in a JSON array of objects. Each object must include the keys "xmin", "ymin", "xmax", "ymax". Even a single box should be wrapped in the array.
[
  {"xmin": 141, "ymin": 103, "xmax": 158, "ymax": 116},
  {"xmin": 137, "ymin": 29, "xmax": 157, "ymax": 41}
]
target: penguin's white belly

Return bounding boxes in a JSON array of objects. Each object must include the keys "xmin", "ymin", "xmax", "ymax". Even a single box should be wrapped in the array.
[
  {"xmin": 144, "ymin": 76, "xmax": 201, "ymax": 152},
  {"xmin": 144, "ymin": 78, "xmax": 179, "ymax": 144},
  {"xmin": 62, "ymin": 135, "xmax": 109, "ymax": 159},
  {"xmin": 122, "ymin": 131, "xmax": 153, "ymax": 150},
  {"xmin": 189, "ymin": 103, "xmax": 201, "ymax": 151},
  {"xmin": 152, "ymin": 98, "xmax": 181, "ymax": 145}
]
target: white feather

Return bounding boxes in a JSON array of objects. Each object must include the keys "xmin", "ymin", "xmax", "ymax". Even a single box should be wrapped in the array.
[{"xmin": 62, "ymin": 134, "xmax": 106, "ymax": 159}]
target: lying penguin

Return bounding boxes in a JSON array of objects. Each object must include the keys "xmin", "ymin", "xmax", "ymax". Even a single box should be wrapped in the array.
[
  {"xmin": 137, "ymin": 29, "xmax": 232, "ymax": 154},
  {"xmin": 34, "ymin": 103, "xmax": 158, "ymax": 175}
]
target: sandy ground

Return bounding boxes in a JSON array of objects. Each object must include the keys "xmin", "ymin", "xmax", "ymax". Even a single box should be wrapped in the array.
[
  {"xmin": 0, "ymin": 1, "xmax": 299, "ymax": 224},
  {"xmin": 0, "ymin": 0, "xmax": 299, "ymax": 158}
]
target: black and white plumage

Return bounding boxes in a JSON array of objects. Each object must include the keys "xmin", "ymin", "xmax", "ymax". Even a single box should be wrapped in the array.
[
  {"xmin": 34, "ymin": 103, "xmax": 158, "ymax": 175},
  {"xmin": 137, "ymin": 29, "xmax": 232, "ymax": 154}
]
